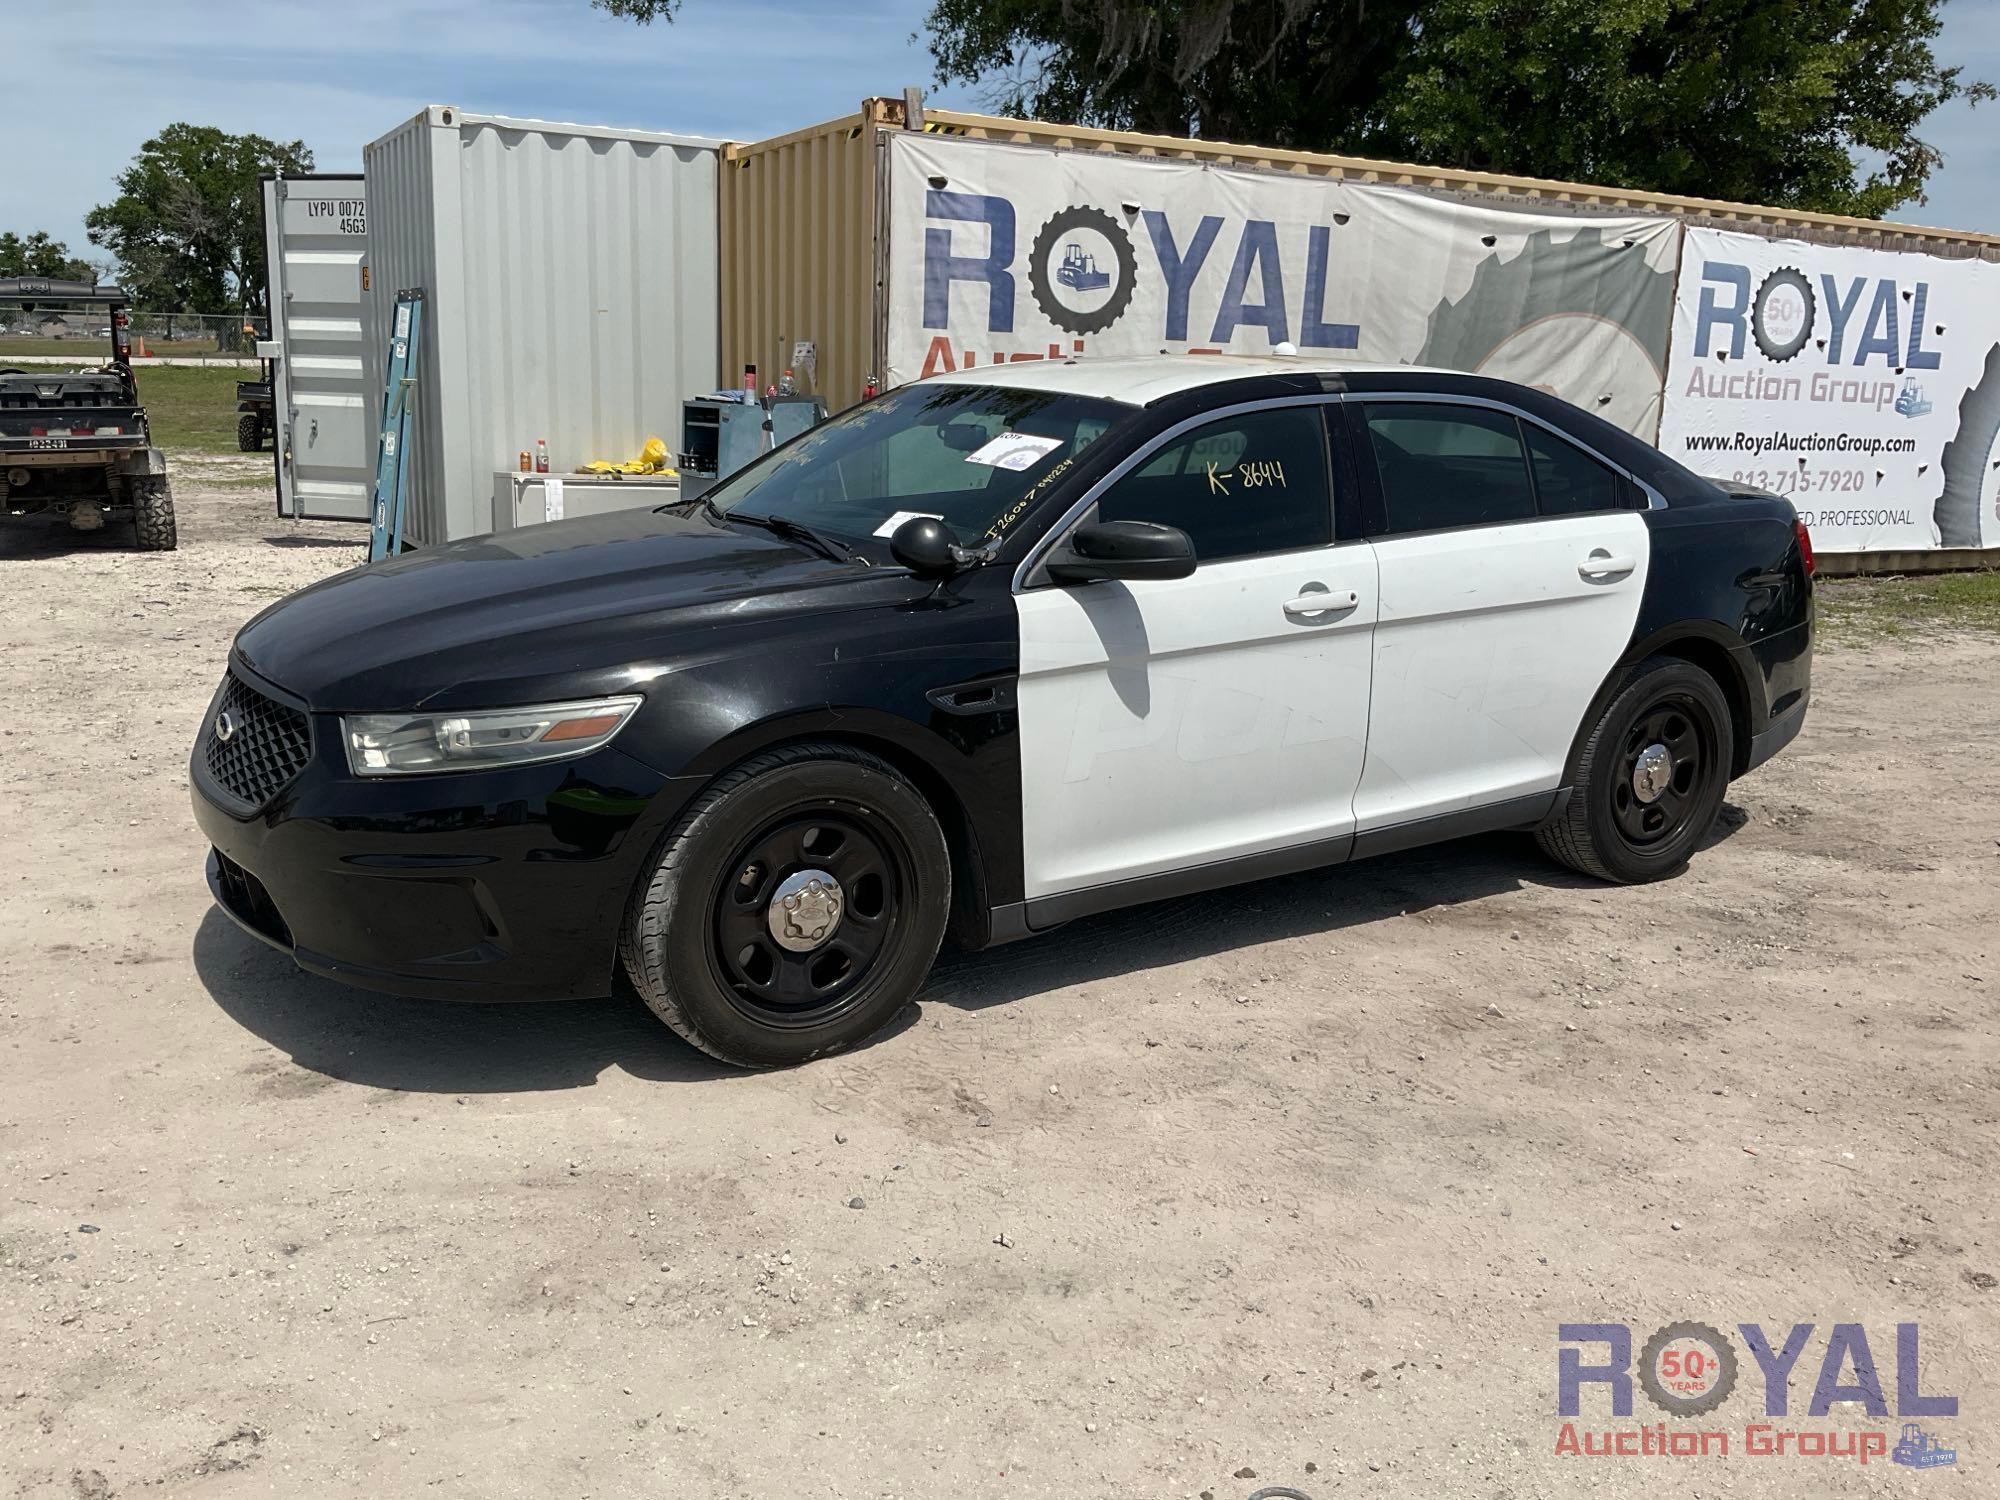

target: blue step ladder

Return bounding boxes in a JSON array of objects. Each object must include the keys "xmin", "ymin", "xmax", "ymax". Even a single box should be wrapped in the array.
[{"xmin": 367, "ymin": 288, "xmax": 424, "ymax": 562}]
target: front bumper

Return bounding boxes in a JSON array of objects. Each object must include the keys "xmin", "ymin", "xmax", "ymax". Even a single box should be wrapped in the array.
[{"xmin": 191, "ymin": 691, "xmax": 693, "ymax": 1002}]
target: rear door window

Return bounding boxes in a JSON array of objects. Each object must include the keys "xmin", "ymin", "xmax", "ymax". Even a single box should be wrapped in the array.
[
  {"xmin": 1361, "ymin": 403, "xmax": 1537, "ymax": 534},
  {"xmin": 1523, "ymin": 423, "xmax": 1639, "ymax": 515}
]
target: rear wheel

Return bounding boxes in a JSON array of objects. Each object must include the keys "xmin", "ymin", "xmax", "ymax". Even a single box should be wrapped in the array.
[
  {"xmin": 132, "ymin": 476, "xmax": 177, "ymax": 551},
  {"xmin": 1536, "ymin": 656, "xmax": 1733, "ymax": 883},
  {"xmin": 237, "ymin": 412, "xmax": 263, "ymax": 452},
  {"xmin": 620, "ymin": 743, "xmax": 952, "ymax": 1068}
]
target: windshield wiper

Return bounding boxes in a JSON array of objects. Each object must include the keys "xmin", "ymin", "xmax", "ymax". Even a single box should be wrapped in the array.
[
  {"xmin": 658, "ymin": 495, "xmax": 863, "ymax": 564},
  {"xmin": 736, "ymin": 511, "xmax": 861, "ymax": 565},
  {"xmin": 655, "ymin": 492, "xmax": 726, "ymax": 524}
]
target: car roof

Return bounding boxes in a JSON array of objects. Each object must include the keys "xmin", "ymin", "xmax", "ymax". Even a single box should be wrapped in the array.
[
  {"xmin": 928, "ymin": 352, "xmax": 1458, "ymax": 406},
  {"xmin": 928, "ymin": 353, "xmax": 1729, "ymax": 509}
]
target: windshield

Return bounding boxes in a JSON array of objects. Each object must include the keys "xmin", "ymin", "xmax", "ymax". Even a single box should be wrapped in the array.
[{"xmin": 706, "ymin": 383, "xmax": 1132, "ymax": 545}]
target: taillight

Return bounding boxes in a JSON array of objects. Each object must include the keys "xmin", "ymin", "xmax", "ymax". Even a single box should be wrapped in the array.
[{"xmin": 1794, "ymin": 517, "xmax": 1815, "ymax": 577}]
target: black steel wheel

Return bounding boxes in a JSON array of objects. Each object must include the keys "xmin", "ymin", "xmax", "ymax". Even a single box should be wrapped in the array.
[
  {"xmin": 621, "ymin": 742, "xmax": 951, "ymax": 1068},
  {"xmin": 1610, "ymin": 699, "xmax": 1711, "ymax": 847},
  {"xmin": 1537, "ymin": 656, "xmax": 1734, "ymax": 883},
  {"xmin": 710, "ymin": 810, "xmax": 906, "ymax": 1026}
]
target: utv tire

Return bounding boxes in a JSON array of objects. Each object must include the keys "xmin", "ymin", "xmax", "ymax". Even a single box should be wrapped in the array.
[
  {"xmin": 1536, "ymin": 656, "xmax": 1733, "ymax": 884},
  {"xmin": 132, "ymin": 476, "xmax": 178, "ymax": 552},
  {"xmin": 620, "ymin": 742, "xmax": 952, "ymax": 1069},
  {"xmin": 237, "ymin": 412, "xmax": 264, "ymax": 452}
]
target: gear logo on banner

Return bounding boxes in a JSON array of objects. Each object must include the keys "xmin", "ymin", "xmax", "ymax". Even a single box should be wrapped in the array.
[
  {"xmin": 1027, "ymin": 205, "xmax": 1138, "ymax": 335},
  {"xmin": 1637, "ymin": 1321, "xmax": 1740, "ymax": 1417},
  {"xmin": 1751, "ymin": 267, "xmax": 1815, "ymax": 363}
]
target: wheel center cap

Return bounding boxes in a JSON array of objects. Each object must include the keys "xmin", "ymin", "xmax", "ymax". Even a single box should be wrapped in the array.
[
  {"xmin": 1632, "ymin": 742, "xmax": 1673, "ymax": 804},
  {"xmin": 768, "ymin": 869, "xmax": 843, "ymax": 953}
]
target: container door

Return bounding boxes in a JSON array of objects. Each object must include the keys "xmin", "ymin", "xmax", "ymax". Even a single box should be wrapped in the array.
[{"xmin": 264, "ymin": 177, "xmax": 373, "ymax": 520}]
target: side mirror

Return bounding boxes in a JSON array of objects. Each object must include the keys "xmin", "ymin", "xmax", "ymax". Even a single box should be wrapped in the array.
[
  {"xmin": 1045, "ymin": 520, "xmax": 1196, "ymax": 584},
  {"xmin": 889, "ymin": 515, "xmax": 962, "ymax": 577}
]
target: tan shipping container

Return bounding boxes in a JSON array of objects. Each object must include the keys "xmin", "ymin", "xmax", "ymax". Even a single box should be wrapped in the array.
[
  {"xmin": 720, "ymin": 103, "xmax": 895, "ymax": 414},
  {"xmin": 722, "ymin": 97, "xmax": 2000, "ymax": 411}
]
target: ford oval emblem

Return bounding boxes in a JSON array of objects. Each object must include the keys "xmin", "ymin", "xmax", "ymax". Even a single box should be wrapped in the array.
[{"xmin": 214, "ymin": 709, "xmax": 238, "ymax": 743}]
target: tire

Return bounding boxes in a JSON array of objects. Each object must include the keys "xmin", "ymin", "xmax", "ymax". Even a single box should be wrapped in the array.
[
  {"xmin": 620, "ymin": 742, "xmax": 952, "ymax": 1068},
  {"xmin": 132, "ymin": 476, "xmax": 178, "ymax": 552},
  {"xmin": 237, "ymin": 412, "xmax": 263, "ymax": 452},
  {"xmin": 1536, "ymin": 656, "xmax": 1734, "ymax": 884},
  {"xmin": 1416, "ymin": 225, "xmax": 1677, "ymax": 374},
  {"xmin": 1934, "ymin": 341, "xmax": 2000, "ymax": 547},
  {"xmin": 1414, "ymin": 224, "xmax": 1676, "ymax": 434}
]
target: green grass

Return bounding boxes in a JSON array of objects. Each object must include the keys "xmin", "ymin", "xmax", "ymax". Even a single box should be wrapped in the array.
[
  {"xmin": 1817, "ymin": 571, "xmax": 2000, "ymax": 643},
  {"xmin": 132, "ymin": 365, "xmax": 250, "ymax": 457}
]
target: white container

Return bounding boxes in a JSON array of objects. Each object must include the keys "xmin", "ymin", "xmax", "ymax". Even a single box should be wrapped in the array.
[
  {"xmin": 363, "ymin": 106, "xmax": 721, "ymax": 544},
  {"xmin": 261, "ymin": 174, "xmax": 373, "ymax": 521}
]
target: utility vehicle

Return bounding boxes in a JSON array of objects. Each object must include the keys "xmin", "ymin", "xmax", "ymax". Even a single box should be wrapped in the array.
[{"xmin": 0, "ymin": 278, "xmax": 174, "ymax": 549}]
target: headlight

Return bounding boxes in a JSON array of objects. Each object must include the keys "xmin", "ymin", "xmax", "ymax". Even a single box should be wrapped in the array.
[{"xmin": 342, "ymin": 695, "xmax": 642, "ymax": 776}]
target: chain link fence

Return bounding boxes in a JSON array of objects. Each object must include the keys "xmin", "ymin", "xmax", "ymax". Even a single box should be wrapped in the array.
[{"xmin": 0, "ymin": 311, "xmax": 270, "ymax": 358}]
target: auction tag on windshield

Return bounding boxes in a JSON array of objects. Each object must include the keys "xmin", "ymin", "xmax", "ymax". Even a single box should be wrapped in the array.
[
  {"xmin": 965, "ymin": 432, "xmax": 1065, "ymax": 471},
  {"xmin": 872, "ymin": 509, "xmax": 943, "ymax": 538}
]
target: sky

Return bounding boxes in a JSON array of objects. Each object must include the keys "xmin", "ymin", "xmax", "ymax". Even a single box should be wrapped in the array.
[
  {"xmin": 4, "ymin": 0, "xmax": 975, "ymax": 267},
  {"xmin": 5, "ymin": 0, "xmax": 1998, "ymax": 274}
]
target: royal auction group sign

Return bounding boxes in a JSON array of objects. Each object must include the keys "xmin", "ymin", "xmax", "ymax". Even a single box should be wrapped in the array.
[
  {"xmin": 885, "ymin": 132, "xmax": 1682, "ymax": 441},
  {"xmin": 1657, "ymin": 226, "xmax": 2000, "ymax": 552},
  {"xmin": 883, "ymin": 134, "xmax": 2000, "ymax": 555}
]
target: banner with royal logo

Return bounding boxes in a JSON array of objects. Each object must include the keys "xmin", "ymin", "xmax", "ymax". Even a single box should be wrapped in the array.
[
  {"xmin": 884, "ymin": 132, "xmax": 1682, "ymax": 440},
  {"xmin": 1658, "ymin": 226, "xmax": 2000, "ymax": 551}
]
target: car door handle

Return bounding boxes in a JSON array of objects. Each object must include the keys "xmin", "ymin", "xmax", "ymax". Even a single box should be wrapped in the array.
[
  {"xmin": 1283, "ymin": 590, "xmax": 1360, "ymax": 617},
  {"xmin": 1577, "ymin": 552, "xmax": 1636, "ymax": 581}
]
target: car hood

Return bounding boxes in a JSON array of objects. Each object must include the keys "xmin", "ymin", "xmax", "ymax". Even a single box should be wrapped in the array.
[{"xmin": 233, "ymin": 507, "xmax": 918, "ymax": 711}]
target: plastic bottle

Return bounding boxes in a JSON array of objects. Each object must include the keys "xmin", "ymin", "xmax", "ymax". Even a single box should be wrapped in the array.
[
  {"xmin": 779, "ymin": 368, "xmax": 795, "ymax": 396},
  {"xmin": 534, "ymin": 439, "xmax": 550, "ymax": 474}
]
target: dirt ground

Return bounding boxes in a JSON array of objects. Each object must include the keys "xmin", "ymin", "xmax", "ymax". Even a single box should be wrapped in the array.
[{"xmin": 2, "ymin": 455, "xmax": 1995, "ymax": 1499}]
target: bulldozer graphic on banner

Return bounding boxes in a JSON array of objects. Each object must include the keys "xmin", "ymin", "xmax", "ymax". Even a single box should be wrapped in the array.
[
  {"xmin": 1891, "ymin": 1423, "xmax": 1957, "ymax": 1469},
  {"xmin": 1055, "ymin": 243, "xmax": 1111, "ymax": 292}
]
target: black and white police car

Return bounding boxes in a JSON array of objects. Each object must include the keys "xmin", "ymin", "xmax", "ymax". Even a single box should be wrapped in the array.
[{"xmin": 193, "ymin": 355, "xmax": 1813, "ymax": 1068}]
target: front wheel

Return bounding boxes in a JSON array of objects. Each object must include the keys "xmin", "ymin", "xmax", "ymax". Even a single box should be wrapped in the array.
[
  {"xmin": 237, "ymin": 412, "xmax": 264, "ymax": 452},
  {"xmin": 132, "ymin": 476, "xmax": 178, "ymax": 552},
  {"xmin": 1536, "ymin": 657, "xmax": 1734, "ymax": 883},
  {"xmin": 620, "ymin": 743, "xmax": 952, "ymax": 1068}
]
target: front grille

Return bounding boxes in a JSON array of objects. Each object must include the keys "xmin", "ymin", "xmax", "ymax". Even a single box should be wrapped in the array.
[{"xmin": 203, "ymin": 673, "xmax": 311, "ymax": 810}]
